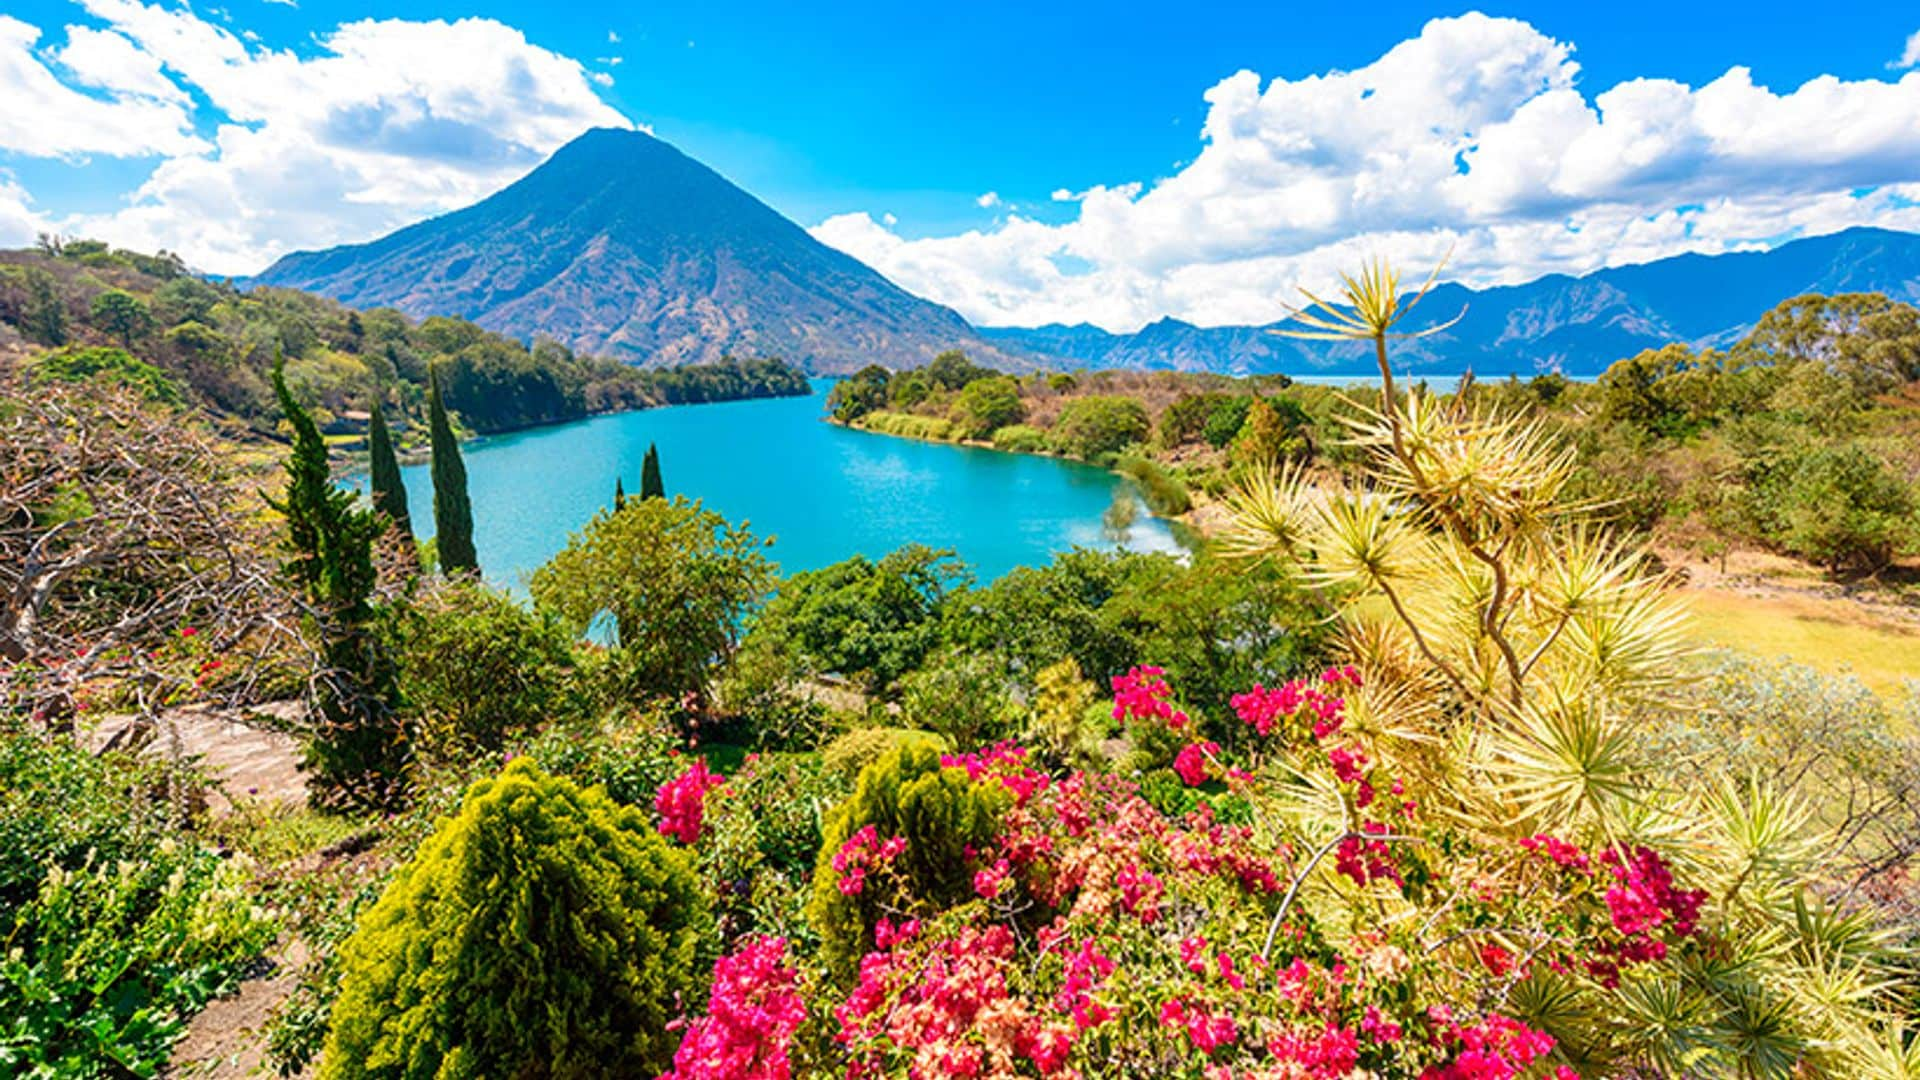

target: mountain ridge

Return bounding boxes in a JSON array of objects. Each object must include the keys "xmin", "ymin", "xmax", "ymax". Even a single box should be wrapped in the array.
[
  {"xmin": 255, "ymin": 127, "xmax": 1028, "ymax": 374},
  {"xmin": 981, "ymin": 227, "xmax": 1920, "ymax": 377}
]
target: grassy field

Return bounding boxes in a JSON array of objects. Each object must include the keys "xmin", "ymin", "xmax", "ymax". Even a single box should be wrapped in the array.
[{"xmin": 1679, "ymin": 586, "xmax": 1920, "ymax": 702}]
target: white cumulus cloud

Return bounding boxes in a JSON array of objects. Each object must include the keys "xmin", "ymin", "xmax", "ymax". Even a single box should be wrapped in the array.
[
  {"xmin": 0, "ymin": 173, "xmax": 54, "ymax": 249},
  {"xmin": 0, "ymin": 0, "xmax": 629, "ymax": 273},
  {"xmin": 814, "ymin": 13, "xmax": 1920, "ymax": 330},
  {"xmin": 0, "ymin": 15, "xmax": 204, "ymax": 157},
  {"xmin": 1894, "ymin": 29, "xmax": 1920, "ymax": 70}
]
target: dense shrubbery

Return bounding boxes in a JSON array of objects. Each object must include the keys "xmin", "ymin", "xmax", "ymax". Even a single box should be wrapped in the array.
[
  {"xmin": 1742, "ymin": 439, "xmax": 1919, "ymax": 573},
  {"xmin": 321, "ymin": 760, "xmax": 710, "ymax": 1078},
  {"xmin": 949, "ymin": 374, "xmax": 1026, "ymax": 440},
  {"xmin": 1551, "ymin": 292, "xmax": 1920, "ymax": 574},
  {"xmin": 28, "ymin": 344, "xmax": 181, "ymax": 405},
  {"xmin": 741, "ymin": 545, "xmax": 1332, "ymax": 749},
  {"xmin": 990, "ymin": 423, "xmax": 1050, "ymax": 453},
  {"xmin": 0, "ymin": 730, "xmax": 190, "ymax": 909},
  {"xmin": 2, "ymin": 843, "xmax": 276, "ymax": 1077},
  {"xmin": 747, "ymin": 545, "xmax": 968, "ymax": 697},
  {"xmin": 858, "ymin": 409, "xmax": 956, "ymax": 441},
  {"xmin": 1051, "ymin": 394, "xmax": 1152, "ymax": 459},
  {"xmin": 0, "ymin": 731, "xmax": 274, "ymax": 1076}
]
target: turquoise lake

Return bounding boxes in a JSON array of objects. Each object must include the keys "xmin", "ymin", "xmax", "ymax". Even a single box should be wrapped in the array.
[{"xmin": 384, "ymin": 380, "xmax": 1182, "ymax": 588}]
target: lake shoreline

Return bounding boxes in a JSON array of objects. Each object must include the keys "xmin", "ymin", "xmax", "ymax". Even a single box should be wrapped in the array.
[
  {"xmin": 347, "ymin": 382, "xmax": 817, "ymax": 469},
  {"xmin": 364, "ymin": 380, "xmax": 1184, "ymax": 586},
  {"xmin": 827, "ymin": 413, "xmax": 1220, "ymax": 535}
]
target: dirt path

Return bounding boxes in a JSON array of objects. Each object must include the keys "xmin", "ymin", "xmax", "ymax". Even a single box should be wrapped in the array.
[
  {"xmin": 82, "ymin": 706, "xmax": 314, "ymax": 1076},
  {"xmin": 86, "ymin": 703, "xmax": 308, "ymax": 814},
  {"xmin": 168, "ymin": 939, "xmax": 310, "ymax": 1078}
]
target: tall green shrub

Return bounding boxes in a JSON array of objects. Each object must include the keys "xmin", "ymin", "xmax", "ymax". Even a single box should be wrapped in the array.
[
  {"xmin": 427, "ymin": 366, "xmax": 478, "ymax": 576},
  {"xmin": 1747, "ymin": 441, "xmax": 1918, "ymax": 573},
  {"xmin": 806, "ymin": 745, "xmax": 1007, "ymax": 974},
  {"xmin": 366, "ymin": 398, "xmax": 413, "ymax": 542},
  {"xmin": 321, "ymin": 760, "xmax": 709, "ymax": 1079},
  {"xmin": 25, "ymin": 267, "xmax": 67, "ymax": 345}
]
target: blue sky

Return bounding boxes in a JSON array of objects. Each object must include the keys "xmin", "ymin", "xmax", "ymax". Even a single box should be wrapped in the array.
[{"xmin": 4, "ymin": 1, "xmax": 1919, "ymax": 328}]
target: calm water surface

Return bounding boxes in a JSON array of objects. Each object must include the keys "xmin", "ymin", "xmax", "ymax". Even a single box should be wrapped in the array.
[{"xmin": 383, "ymin": 380, "xmax": 1181, "ymax": 588}]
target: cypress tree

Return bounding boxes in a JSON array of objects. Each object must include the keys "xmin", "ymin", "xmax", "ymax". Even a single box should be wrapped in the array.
[
  {"xmin": 366, "ymin": 399, "xmax": 413, "ymax": 542},
  {"xmin": 640, "ymin": 443, "xmax": 665, "ymax": 500},
  {"xmin": 614, "ymin": 476, "xmax": 626, "ymax": 511},
  {"xmin": 270, "ymin": 355, "xmax": 403, "ymax": 807},
  {"xmin": 428, "ymin": 366, "xmax": 478, "ymax": 576}
]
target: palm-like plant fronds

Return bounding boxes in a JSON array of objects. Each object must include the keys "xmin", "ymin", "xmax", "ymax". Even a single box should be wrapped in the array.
[
  {"xmin": 1483, "ymin": 692, "xmax": 1645, "ymax": 834},
  {"xmin": 1609, "ymin": 976, "xmax": 1724, "ymax": 1076},
  {"xmin": 1222, "ymin": 257, "xmax": 1912, "ymax": 1078}
]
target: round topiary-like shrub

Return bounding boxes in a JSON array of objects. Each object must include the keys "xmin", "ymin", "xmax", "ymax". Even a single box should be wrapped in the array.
[
  {"xmin": 320, "ymin": 759, "xmax": 710, "ymax": 1079},
  {"xmin": 806, "ymin": 744, "xmax": 1007, "ymax": 975}
]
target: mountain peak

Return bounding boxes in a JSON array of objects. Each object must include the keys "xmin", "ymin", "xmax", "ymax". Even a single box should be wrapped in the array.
[{"xmin": 254, "ymin": 130, "xmax": 1022, "ymax": 373}]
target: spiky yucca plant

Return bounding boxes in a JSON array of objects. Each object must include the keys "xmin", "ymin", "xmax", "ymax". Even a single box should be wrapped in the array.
[{"xmin": 1221, "ymin": 260, "xmax": 1913, "ymax": 1077}]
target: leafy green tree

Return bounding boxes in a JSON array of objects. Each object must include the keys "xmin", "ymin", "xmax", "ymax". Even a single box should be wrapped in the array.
[
  {"xmin": 949, "ymin": 375, "xmax": 1026, "ymax": 440},
  {"xmin": 89, "ymin": 288, "xmax": 150, "ymax": 348},
  {"xmin": 923, "ymin": 349, "xmax": 993, "ymax": 391},
  {"xmin": 614, "ymin": 476, "xmax": 626, "ymax": 510},
  {"xmin": 941, "ymin": 548, "xmax": 1157, "ymax": 690},
  {"xmin": 1203, "ymin": 395, "xmax": 1256, "ymax": 449},
  {"xmin": 746, "ymin": 545, "xmax": 969, "ymax": 696},
  {"xmin": 828, "ymin": 364, "xmax": 892, "ymax": 422},
  {"xmin": 164, "ymin": 320, "xmax": 229, "ymax": 365},
  {"xmin": 321, "ymin": 760, "xmax": 709, "ymax": 1079},
  {"xmin": 1747, "ymin": 292, "xmax": 1920, "ymax": 392},
  {"xmin": 427, "ymin": 366, "xmax": 478, "ymax": 576},
  {"xmin": 151, "ymin": 276, "xmax": 222, "ymax": 326},
  {"xmin": 389, "ymin": 581, "xmax": 575, "ymax": 762},
  {"xmin": 530, "ymin": 497, "xmax": 773, "ymax": 704},
  {"xmin": 1233, "ymin": 395, "xmax": 1313, "ymax": 465},
  {"xmin": 365, "ymin": 399, "xmax": 413, "ymax": 545},
  {"xmin": 887, "ymin": 368, "xmax": 932, "ymax": 408},
  {"xmin": 1156, "ymin": 392, "xmax": 1233, "ymax": 448},
  {"xmin": 270, "ymin": 358, "xmax": 404, "ymax": 808},
  {"xmin": 640, "ymin": 443, "xmax": 665, "ymax": 500},
  {"xmin": 897, "ymin": 647, "xmax": 1023, "ymax": 747},
  {"xmin": 1051, "ymin": 395, "xmax": 1151, "ymax": 460}
]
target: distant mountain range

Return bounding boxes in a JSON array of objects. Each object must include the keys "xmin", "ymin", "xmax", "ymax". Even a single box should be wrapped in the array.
[
  {"xmin": 257, "ymin": 128, "xmax": 1920, "ymax": 378},
  {"xmin": 983, "ymin": 228, "xmax": 1920, "ymax": 378},
  {"xmin": 254, "ymin": 128, "xmax": 1025, "ymax": 374}
]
